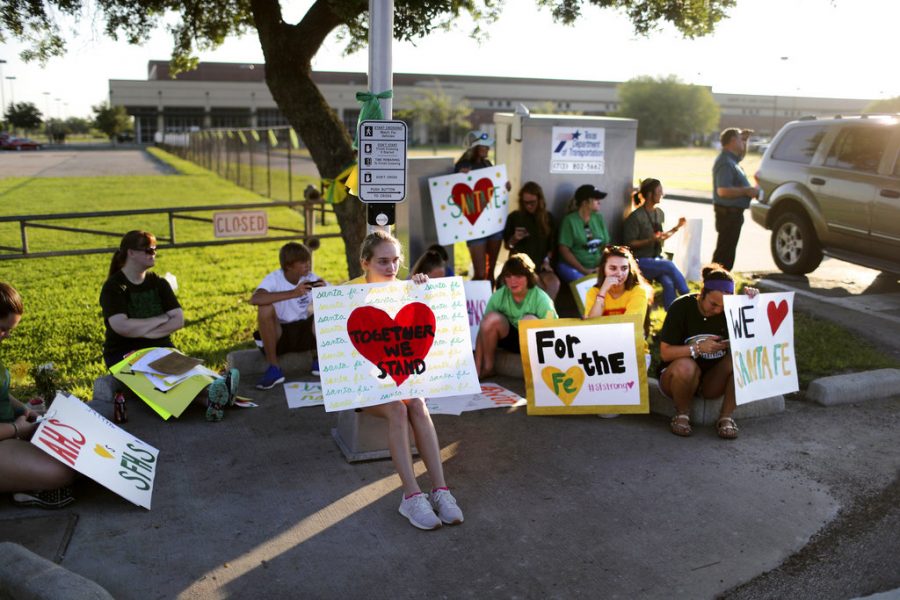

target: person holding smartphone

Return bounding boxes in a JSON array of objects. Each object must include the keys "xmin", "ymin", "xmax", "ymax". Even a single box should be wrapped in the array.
[
  {"xmin": 250, "ymin": 242, "xmax": 327, "ymax": 389},
  {"xmin": 657, "ymin": 264, "xmax": 757, "ymax": 440},
  {"xmin": 504, "ymin": 181, "xmax": 560, "ymax": 300},
  {"xmin": 0, "ymin": 282, "xmax": 77, "ymax": 508}
]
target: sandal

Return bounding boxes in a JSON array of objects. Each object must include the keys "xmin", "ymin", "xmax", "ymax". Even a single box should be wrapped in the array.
[
  {"xmin": 670, "ymin": 413, "xmax": 692, "ymax": 437},
  {"xmin": 716, "ymin": 417, "xmax": 739, "ymax": 440}
]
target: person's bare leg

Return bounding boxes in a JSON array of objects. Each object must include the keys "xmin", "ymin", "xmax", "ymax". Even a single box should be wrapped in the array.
[
  {"xmin": 660, "ymin": 358, "xmax": 701, "ymax": 415},
  {"xmin": 365, "ymin": 402, "xmax": 420, "ymax": 496},
  {"xmin": 474, "ymin": 312, "xmax": 509, "ymax": 377},
  {"xmin": 539, "ymin": 271, "xmax": 561, "ymax": 301},
  {"xmin": 405, "ymin": 399, "xmax": 447, "ymax": 489},
  {"xmin": 485, "ymin": 238, "xmax": 503, "ymax": 288},
  {"xmin": 257, "ymin": 304, "xmax": 283, "ymax": 367},
  {"xmin": 468, "ymin": 242, "xmax": 487, "ymax": 280},
  {"xmin": 0, "ymin": 440, "xmax": 76, "ymax": 493}
]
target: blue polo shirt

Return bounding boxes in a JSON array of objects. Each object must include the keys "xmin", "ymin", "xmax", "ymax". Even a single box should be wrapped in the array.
[{"xmin": 712, "ymin": 150, "xmax": 752, "ymax": 209}]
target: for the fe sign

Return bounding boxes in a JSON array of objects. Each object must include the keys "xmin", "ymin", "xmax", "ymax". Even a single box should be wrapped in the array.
[{"xmin": 358, "ymin": 119, "xmax": 407, "ymax": 203}]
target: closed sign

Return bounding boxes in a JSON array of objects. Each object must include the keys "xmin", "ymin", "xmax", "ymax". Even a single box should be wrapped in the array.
[{"xmin": 213, "ymin": 210, "xmax": 268, "ymax": 238}]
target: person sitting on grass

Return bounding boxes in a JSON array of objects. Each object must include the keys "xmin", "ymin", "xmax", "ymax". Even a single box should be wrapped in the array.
[
  {"xmin": 351, "ymin": 230, "xmax": 464, "ymax": 531},
  {"xmin": 584, "ymin": 245, "xmax": 653, "ymax": 370},
  {"xmin": 99, "ymin": 231, "xmax": 238, "ymax": 422},
  {"xmin": 250, "ymin": 242, "xmax": 326, "ymax": 389},
  {"xmin": 474, "ymin": 254, "xmax": 558, "ymax": 378},
  {"xmin": 0, "ymin": 281, "xmax": 77, "ymax": 509},
  {"xmin": 657, "ymin": 263, "xmax": 758, "ymax": 440}
]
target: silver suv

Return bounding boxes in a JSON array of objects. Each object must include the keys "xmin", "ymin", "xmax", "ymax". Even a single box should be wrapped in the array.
[{"xmin": 750, "ymin": 115, "xmax": 900, "ymax": 274}]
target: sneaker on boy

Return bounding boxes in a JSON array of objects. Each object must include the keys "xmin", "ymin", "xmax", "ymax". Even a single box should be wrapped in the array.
[
  {"xmin": 310, "ymin": 359, "xmax": 320, "ymax": 377},
  {"xmin": 399, "ymin": 493, "xmax": 442, "ymax": 530},
  {"xmin": 250, "ymin": 242, "xmax": 324, "ymax": 386},
  {"xmin": 255, "ymin": 364, "xmax": 285, "ymax": 390},
  {"xmin": 13, "ymin": 487, "xmax": 75, "ymax": 509},
  {"xmin": 430, "ymin": 488, "xmax": 464, "ymax": 525}
]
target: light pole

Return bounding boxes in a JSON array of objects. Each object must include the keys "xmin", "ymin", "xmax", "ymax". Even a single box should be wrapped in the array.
[
  {"xmin": 5, "ymin": 77, "xmax": 15, "ymax": 106},
  {"xmin": 43, "ymin": 91, "xmax": 51, "ymax": 142},
  {"xmin": 0, "ymin": 59, "xmax": 6, "ymax": 120}
]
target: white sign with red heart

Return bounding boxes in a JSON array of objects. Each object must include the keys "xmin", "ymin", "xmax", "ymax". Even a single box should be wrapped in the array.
[
  {"xmin": 723, "ymin": 292, "xmax": 799, "ymax": 405},
  {"xmin": 428, "ymin": 165, "xmax": 509, "ymax": 245}
]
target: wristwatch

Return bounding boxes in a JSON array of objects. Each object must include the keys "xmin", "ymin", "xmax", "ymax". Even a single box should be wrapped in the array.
[{"xmin": 689, "ymin": 344, "xmax": 698, "ymax": 360}]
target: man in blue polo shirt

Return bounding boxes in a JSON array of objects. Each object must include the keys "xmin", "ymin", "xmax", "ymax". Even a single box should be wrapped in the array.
[{"xmin": 711, "ymin": 128, "xmax": 760, "ymax": 270}]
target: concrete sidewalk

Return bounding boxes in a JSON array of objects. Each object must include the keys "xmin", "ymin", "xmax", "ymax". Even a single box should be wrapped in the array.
[{"xmin": 2, "ymin": 371, "xmax": 898, "ymax": 599}]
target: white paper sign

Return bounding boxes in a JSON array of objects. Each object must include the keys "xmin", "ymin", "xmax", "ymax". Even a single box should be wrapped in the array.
[
  {"xmin": 550, "ymin": 127, "xmax": 605, "ymax": 174},
  {"xmin": 672, "ymin": 218, "xmax": 703, "ymax": 281},
  {"xmin": 428, "ymin": 165, "xmax": 510, "ymax": 245},
  {"xmin": 31, "ymin": 392, "xmax": 159, "ymax": 509},
  {"xmin": 724, "ymin": 292, "xmax": 799, "ymax": 405},
  {"xmin": 284, "ymin": 381, "xmax": 324, "ymax": 409},
  {"xmin": 464, "ymin": 280, "xmax": 492, "ymax": 347},
  {"xmin": 426, "ymin": 383, "xmax": 525, "ymax": 415},
  {"xmin": 312, "ymin": 276, "xmax": 481, "ymax": 412},
  {"xmin": 569, "ymin": 274, "xmax": 597, "ymax": 316}
]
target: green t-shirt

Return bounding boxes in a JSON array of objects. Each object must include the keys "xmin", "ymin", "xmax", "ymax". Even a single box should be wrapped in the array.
[
  {"xmin": 657, "ymin": 294, "xmax": 729, "ymax": 374},
  {"xmin": 484, "ymin": 285, "xmax": 557, "ymax": 329},
  {"xmin": 557, "ymin": 211, "xmax": 609, "ymax": 270},
  {"xmin": 0, "ymin": 365, "xmax": 13, "ymax": 423}
]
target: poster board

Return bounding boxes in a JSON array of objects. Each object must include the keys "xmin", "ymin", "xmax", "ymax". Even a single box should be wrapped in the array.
[
  {"xmin": 568, "ymin": 274, "xmax": 597, "ymax": 316},
  {"xmin": 428, "ymin": 165, "xmax": 510, "ymax": 245},
  {"xmin": 426, "ymin": 383, "xmax": 525, "ymax": 415},
  {"xmin": 724, "ymin": 292, "xmax": 799, "ymax": 405},
  {"xmin": 284, "ymin": 381, "xmax": 324, "ymax": 409},
  {"xmin": 312, "ymin": 276, "xmax": 481, "ymax": 412},
  {"xmin": 520, "ymin": 317, "xmax": 648, "ymax": 415},
  {"xmin": 31, "ymin": 392, "xmax": 159, "ymax": 509},
  {"xmin": 464, "ymin": 280, "xmax": 493, "ymax": 347}
]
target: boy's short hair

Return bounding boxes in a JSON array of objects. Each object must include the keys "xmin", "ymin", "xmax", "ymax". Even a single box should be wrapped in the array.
[
  {"xmin": 279, "ymin": 242, "xmax": 312, "ymax": 269},
  {"xmin": 0, "ymin": 282, "xmax": 24, "ymax": 318}
]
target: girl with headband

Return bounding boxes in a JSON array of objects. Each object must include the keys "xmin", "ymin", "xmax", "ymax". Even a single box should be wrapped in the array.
[{"xmin": 655, "ymin": 263, "xmax": 757, "ymax": 439}]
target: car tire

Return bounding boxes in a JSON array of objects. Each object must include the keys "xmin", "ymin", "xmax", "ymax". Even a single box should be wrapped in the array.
[{"xmin": 771, "ymin": 210, "xmax": 823, "ymax": 274}]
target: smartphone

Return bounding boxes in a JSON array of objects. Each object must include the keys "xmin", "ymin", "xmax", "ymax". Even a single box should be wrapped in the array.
[{"xmin": 309, "ymin": 280, "xmax": 327, "ymax": 287}]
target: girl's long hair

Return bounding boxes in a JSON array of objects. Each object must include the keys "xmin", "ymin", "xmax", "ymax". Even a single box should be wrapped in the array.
[
  {"xmin": 595, "ymin": 245, "xmax": 654, "ymax": 303},
  {"xmin": 518, "ymin": 181, "xmax": 552, "ymax": 237},
  {"xmin": 632, "ymin": 178, "xmax": 661, "ymax": 207},
  {"xmin": 109, "ymin": 230, "xmax": 156, "ymax": 278}
]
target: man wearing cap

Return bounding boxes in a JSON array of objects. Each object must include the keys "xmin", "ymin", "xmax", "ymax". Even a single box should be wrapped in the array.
[
  {"xmin": 556, "ymin": 184, "xmax": 610, "ymax": 283},
  {"xmin": 711, "ymin": 128, "xmax": 760, "ymax": 270}
]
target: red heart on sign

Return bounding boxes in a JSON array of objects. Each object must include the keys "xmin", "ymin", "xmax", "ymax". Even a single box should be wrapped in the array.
[
  {"xmin": 451, "ymin": 178, "xmax": 494, "ymax": 225},
  {"xmin": 346, "ymin": 302, "xmax": 437, "ymax": 386},
  {"xmin": 767, "ymin": 300, "xmax": 789, "ymax": 335}
]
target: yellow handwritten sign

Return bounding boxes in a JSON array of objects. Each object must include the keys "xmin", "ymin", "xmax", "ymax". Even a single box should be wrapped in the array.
[{"xmin": 520, "ymin": 317, "xmax": 649, "ymax": 415}]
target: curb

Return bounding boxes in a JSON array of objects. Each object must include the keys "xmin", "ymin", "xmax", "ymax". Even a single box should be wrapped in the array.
[
  {"xmin": 0, "ymin": 542, "xmax": 113, "ymax": 600},
  {"xmin": 807, "ymin": 368, "xmax": 900, "ymax": 406}
]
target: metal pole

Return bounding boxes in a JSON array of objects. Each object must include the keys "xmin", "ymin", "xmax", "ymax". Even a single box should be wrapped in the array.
[
  {"xmin": 287, "ymin": 137, "xmax": 293, "ymax": 202},
  {"xmin": 367, "ymin": 0, "xmax": 394, "ymax": 234},
  {"xmin": 266, "ymin": 132, "xmax": 272, "ymax": 198}
]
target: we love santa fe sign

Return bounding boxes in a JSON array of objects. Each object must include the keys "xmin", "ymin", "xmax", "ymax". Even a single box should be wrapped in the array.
[{"xmin": 428, "ymin": 165, "xmax": 509, "ymax": 245}]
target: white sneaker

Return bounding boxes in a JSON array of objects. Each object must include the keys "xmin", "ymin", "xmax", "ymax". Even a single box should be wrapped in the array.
[
  {"xmin": 430, "ymin": 488, "xmax": 464, "ymax": 525},
  {"xmin": 399, "ymin": 493, "xmax": 442, "ymax": 530}
]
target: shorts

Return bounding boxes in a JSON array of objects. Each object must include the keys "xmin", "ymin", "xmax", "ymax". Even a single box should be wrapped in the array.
[
  {"xmin": 497, "ymin": 325, "xmax": 521, "ymax": 354},
  {"xmin": 254, "ymin": 318, "xmax": 317, "ymax": 356},
  {"xmin": 467, "ymin": 231, "xmax": 504, "ymax": 246}
]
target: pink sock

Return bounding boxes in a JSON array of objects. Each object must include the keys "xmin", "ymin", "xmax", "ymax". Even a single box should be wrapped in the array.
[
  {"xmin": 432, "ymin": 486, "xmax": 449, "ymax": 493},
  {"xmin": 404, "ymin": 491, "xmax": 423, "ymax": 500}
]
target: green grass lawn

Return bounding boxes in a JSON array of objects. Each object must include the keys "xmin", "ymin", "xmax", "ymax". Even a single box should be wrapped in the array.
[{"xmin": 633, "ymin": 147, "xmax": 763, "ymax": 193}]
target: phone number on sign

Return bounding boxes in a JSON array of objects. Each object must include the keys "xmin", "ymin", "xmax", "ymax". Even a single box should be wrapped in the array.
[{"xmin": 550, "ymin": 161, "xmax": 604, "ymax": 172}]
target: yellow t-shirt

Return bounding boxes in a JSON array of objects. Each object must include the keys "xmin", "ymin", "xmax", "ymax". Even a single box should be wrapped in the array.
[{"xmin": 584, "ymin": 284, "xmax": 649, "ymax": 354}]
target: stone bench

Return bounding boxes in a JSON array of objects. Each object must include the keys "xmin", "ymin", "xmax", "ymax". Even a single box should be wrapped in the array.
[
  {"xmin": 0, "ymin": 542, "xmax": 113, "ymax": 600},
  {"xmin": 647, "ymin": 377, "xmax": 785, "ymax": 425},
  {"xmin": 226, "ymin": 348, "xmax": 313, "ymax": 376}
]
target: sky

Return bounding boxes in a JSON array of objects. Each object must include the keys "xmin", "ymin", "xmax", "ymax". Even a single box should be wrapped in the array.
[{"xmin": 1, "ymin": 0, "xmax": 897, "ymax": 120}]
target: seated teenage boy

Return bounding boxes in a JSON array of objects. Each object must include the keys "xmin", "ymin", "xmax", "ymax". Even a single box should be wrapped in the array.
[{"xmin": 250, "ymin": 242, "xmax": 326, "ymax": 389}]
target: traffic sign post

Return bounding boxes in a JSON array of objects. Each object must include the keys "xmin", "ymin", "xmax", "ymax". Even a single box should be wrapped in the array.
[{"xmin": 358, "ymin": 119, "xmax": 407, "ymax": 203}]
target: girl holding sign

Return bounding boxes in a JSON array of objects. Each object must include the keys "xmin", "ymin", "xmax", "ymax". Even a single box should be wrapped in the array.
[
  {"xmin": 355, "ymin": 231, "xmax": 464, "ymax": 531},
  {"xmin": 656, "ymin": 264, "xmax": 757, "ymax": 439},
  {"xmin": 99, "ymin": 231, "xmax": 238, "ymax": 422},
  {"xmin": 584, "ymin": 246, "xmax": 653, "ymax": 368},
  {"xmin": 0, "ymin": 282, "xmax": 77, "ymax": 508}
]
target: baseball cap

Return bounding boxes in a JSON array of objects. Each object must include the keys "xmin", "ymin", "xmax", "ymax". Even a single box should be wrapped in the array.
[
  {"xmin": 574, "ymin": 184, "xmax": 607, "ymax": 203},
  {"xmin": 466, "ymin": 131, "xmax": 495, "ymax": 148}
]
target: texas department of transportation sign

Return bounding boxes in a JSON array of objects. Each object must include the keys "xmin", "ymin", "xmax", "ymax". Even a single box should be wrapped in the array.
[
  {"xmin": 550, "ymin": 126, "xmax": 605, "ymax": 174},
  {"xmin": 358, "ymin": 120, "xmax": 408, "ymax": 202}
]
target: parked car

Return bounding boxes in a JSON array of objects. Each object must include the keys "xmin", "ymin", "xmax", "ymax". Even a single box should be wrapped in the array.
[
  {"xmin": 750, "ymin": 115, "xmax": 900, "ymax": 274},
  {"xmin": 0, "ymin": 137, "xmax": 43, "ymax": 151}
]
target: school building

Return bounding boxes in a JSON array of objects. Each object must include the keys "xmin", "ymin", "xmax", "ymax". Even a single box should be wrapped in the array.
[{"xmin": 108, "ymin": 60, "xmax": 873, "ymax": 145}]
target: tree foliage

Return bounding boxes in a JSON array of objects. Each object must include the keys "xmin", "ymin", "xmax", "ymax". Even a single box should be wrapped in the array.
[
  {"xmin": 396, "ymin": 82, "xmax": 472, "ymax": 154},
  {"xmin": 1, "ymin": 0, "xmax": 736, "ymax": 274},
  {"xmin": 864, "ymin": 96, "xmax": 900, "ymax": 114},
  {"xmin": 615, "ymin": 75, "xmax": 719, "ymax": 146},
  {"xmin": 4, "ymin": 101, "xmax": 43, "ymax": 133},
  {"xmin": 92, "ymin": 102, "xmax": 132, "ymax": 141}
]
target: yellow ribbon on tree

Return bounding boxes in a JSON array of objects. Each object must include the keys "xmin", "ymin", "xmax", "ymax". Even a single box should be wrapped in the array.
[{"xmin": 324, "ymin": 162, "xmax": 357, "ymax": 204}]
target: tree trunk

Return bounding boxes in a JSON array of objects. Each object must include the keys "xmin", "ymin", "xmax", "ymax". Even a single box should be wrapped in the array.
[{"xmin": 251, "ymin": 0, "xmax": 367, "ymax": 278}]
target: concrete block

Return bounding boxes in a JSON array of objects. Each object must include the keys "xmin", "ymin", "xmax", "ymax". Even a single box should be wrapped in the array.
[
  {"xmin": 494, "ymin": 349, "xmax": 523, "ymax": 379},
  {"xmin": 648, "ymin": 377, "xmax": 784, "ymax": 425},
  {"xmin": 807, "ymin": 368, "xmax": 900, "ymax": 406},
  {"xmin": 0, "ymin": 542, "xmax": 114, "ymax": 600},
  {"xmin": 332, "ymin": 409, "xmax": 417, "ymax": 463},
  {"xmin": 226, "ymin": 349, "xmax": 312, "ymax": 376},
  {"xmin": 91, "ymin": 375, "xmax": 121, "ymax": 404}
]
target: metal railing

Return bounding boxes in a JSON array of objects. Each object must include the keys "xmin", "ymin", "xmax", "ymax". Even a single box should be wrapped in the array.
[{"xmin": 0, "ymin": 200, "xmax": 338, "ymax": 261}]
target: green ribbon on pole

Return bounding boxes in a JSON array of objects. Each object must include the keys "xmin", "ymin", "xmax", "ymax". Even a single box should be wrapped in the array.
[
  {"xmin": 268, "ymin": 129, "xmax": 278, "ymax": 147},
  {"xmin": 353, "ymin": 90, "xmax": 393, "ymax": 149}
]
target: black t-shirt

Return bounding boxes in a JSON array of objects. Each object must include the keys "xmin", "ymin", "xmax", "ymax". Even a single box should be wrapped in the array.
[
  {"xmin": 657, "ymin": 294, "xmax": 729, "ymax": 374},
  {"xmin": 99, "ymin": 271, "xmax": 181, "ymax": 366},
  {"xmin": 503, "ymin": 209, "xmax": 555, "ymax": 267}
]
